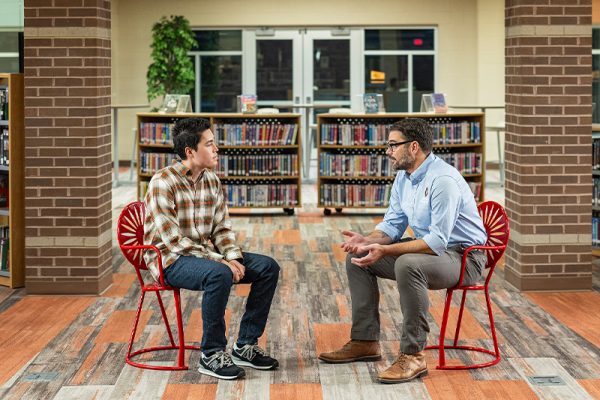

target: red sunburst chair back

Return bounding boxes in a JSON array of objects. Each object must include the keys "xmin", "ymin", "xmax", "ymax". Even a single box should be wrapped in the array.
[
  {"xmin": 116, "ymin": 201, "xmax": 199, "ymax": 370},
  {"xmin": 425, "ymin": 200, "xmax": 509, "ymax": 370},
  {"xmin": 478, "ymin": 200, "xmax": 510, "ymax": 281},
  {"xmin": 117, "ymin": 201, "xmax": 148, "ymax": 281}
]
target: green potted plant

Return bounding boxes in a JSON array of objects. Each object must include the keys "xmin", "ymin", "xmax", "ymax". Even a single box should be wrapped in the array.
[{"xmin": 146, "ymin": 15, "xmax": 197, "ymax": 107}]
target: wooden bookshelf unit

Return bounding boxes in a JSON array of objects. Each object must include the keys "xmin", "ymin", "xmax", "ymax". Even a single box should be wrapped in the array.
[
  {"xmin": 317, "ymin": 113, "xmax": 485, "ymax": 215},
  {"xmin": 0, "ymin": 73, "xmax": 24, "ymax": 288},
  {"xmin": 137, "ymin": 113, "xmax": 302, "ymax": 215}
]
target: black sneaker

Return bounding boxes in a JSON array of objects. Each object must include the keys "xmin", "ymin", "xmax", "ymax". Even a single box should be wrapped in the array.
[
  {"xmin": 198, "ymin": 351, "xmax": 245, "ymax": 380},
  {"xmin": 232, "ymin": 343, "xmax": 279, "ymax": 370}
]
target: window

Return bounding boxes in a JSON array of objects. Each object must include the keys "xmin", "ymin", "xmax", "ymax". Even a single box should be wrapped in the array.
[
  {"xmin": 364, "ymin": 29, "xmax": 436, "ymax": 112},
  {"xmin": 188, "ymin": 28, "xmax": 436, "ymax": 113},
  {"xmin": 313, "ymin": 39, "xmax": 350, "ymax": 102},
  {"xmin": 365, "ymin": 29, "xmax": 435, "ymax": 51},
  {"xmin": 0, "ymin": 32, "xmax": 22, "ymax": 73},
  {"xmin": 256, "ymin": 40, "xmax": 293, "ymax": 101},
  {"xmin": 593, "ymin": 28, "xmax": 600, "ymax": 123},
  {"xmin": 193, "ymin": 30, "xmax": 242, "ymax": 52},
  {"xmin": 189, "ymin": 30, "xmax": 243, "ymax": 112}
]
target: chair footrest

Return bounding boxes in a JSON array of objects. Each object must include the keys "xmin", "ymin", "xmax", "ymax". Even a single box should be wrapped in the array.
[
  {"xmin": 127, "ymin": 345, "xmax": 202, "ymax": 371},
  {"xmin": 424, "ymin": 344, "xmax": 500, "ymax": 370}
]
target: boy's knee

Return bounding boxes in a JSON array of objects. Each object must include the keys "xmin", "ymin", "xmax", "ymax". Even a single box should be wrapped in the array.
[
  {"xmin": 266, "ymin": 257, "xmax": 281, "ymax": 277},
  {"xmin": 207, "ymin": 266, "xmax": 234, "ymax": 287}
]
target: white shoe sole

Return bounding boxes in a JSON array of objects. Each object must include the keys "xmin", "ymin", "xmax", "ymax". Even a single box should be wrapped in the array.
[
  {"xmin": 197, "ymin": 364, "xmax": 245, "ymax": 380},
  {"xmin": 232, "ymin": 355, "xmax": 278, "ymax": 370}
]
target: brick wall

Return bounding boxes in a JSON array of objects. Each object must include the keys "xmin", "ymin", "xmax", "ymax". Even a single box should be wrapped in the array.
[
  {"xmin": 24, "ymin": 0, "xmax": 112, "ymax": 294},
  {"xmin": 505, "ymin": 0, "xmax": 592, "ymax": 290}
]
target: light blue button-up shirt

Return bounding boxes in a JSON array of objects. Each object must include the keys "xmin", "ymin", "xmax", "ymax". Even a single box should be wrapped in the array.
[{"xmin": 375, "ymin": 153, "xmax": 486, "ymax": 255}]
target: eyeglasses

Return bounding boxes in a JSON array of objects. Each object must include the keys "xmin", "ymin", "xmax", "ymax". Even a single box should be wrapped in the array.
[{"xmin": 385, "ymin": 140, "xmax": 413, "ymax": 151}]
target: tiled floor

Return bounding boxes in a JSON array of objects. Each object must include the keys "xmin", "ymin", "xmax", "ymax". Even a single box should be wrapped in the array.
[{"xmin": 1, "ymin": 168, "xmax": 598, "ymax": 400}]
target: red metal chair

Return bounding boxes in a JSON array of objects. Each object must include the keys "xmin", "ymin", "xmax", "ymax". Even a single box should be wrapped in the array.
[
  {"xmin": 117, "ymin": 201, "xmax": 200, "ymax": 370},
  {"xmin": 425, "ymin": 200, "xmax": 509, "ymax": 370}
]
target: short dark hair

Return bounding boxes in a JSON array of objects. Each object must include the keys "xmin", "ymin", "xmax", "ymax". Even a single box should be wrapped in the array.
[
  {"xmin": 172, "ymin": 118, "xmax": 211, "ymax": 159},
  {"xmin": 390, "ymin": 118, "xmax": 433, "ymax": 153}
]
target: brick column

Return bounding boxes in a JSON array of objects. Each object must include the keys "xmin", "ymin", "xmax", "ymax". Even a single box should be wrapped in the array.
[
  {"xmin": 505, "ymin": 1, "xmax": 592, "ymax": 290},
  {"xmin": 24, "ymin": 0, "xmax": 112, "ymax": 294}
]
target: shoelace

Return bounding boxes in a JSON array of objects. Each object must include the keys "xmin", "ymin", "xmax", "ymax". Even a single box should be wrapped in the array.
[
  {"xmin": 392, "ymin": 353, "xmax": 410, "ymax": 368},
  {"xmin": 237, "ymin": 344, "xmax": 268, "ymax": 360},
  {"xmin": 204, "ymin": 351, "xmax": 235, "ymax": 370}
]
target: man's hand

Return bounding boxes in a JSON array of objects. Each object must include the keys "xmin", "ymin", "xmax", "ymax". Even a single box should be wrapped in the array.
[
  {"xmin": 350, "ymin": 244, "xmax": 386, "ymax": 268},
  {"xmin": 220, "ymin": 259, "xmax": 244, "ymax": 283},
  {"xmin": 341, "ymin": 230, "xmax": 369, "ymax": 254}
]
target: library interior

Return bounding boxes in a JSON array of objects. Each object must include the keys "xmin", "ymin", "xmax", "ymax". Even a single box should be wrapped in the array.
[{"xmin": 0, "ymin": 0, "xmax": 599, "ymax": 399}]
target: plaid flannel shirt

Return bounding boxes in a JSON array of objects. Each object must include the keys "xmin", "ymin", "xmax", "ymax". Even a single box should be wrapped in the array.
[{"xmin": 143, "ymin": 162, "xmax": 242, "ymax": 282}]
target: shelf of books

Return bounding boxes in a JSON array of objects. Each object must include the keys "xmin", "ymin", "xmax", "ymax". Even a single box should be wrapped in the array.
[
  {"xmin": 593, "ymin": 125, "xmax": 600, "ymax": 257},
  {"xmin": 317, "ymin": 113, "xmax": 485, "ymax": 215},
  {"xmin": 0, "ymin": 73, "xmax": 24, "ymax": 288},
  {"xmin": 137, "ymin": 113, "xmax": 302, "ymax": 215}
]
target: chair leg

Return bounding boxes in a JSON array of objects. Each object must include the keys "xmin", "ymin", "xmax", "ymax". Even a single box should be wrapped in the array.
[
  {"xmin": 173, "ymin": 289, "xmax": 186, "ymax": 368},
  {"xmin": 127, "ymin": 291, "xmax": 146, "ymax": 361},
  {"xmin": 485, "ymin": 287, "xmax": 500, "ymax": 359},
  {"xmin": 453, "ymin": 290, "xmax": 468, "ymax": 346},
  {"xmin": 155, "ymin": 291, "xmax": 176, "ymax": 347},
  {"xmin": 437, "ymin": 289, "xmax": 454, "ymax": 368}
]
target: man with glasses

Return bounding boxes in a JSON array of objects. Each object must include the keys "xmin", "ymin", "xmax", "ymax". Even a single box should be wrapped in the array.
[{"xmin": 318, "ymin": 118, "xmax": 487, "ymax": 384}]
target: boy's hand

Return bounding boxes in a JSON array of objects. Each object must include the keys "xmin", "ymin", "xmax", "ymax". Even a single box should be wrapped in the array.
[
  {"xmin": 229, "ymin": 259, "xmax": 246, "ymax": 279},
  {"xmin": 220, "ymin": 259, "xmax": 244, "ymax": 282}
]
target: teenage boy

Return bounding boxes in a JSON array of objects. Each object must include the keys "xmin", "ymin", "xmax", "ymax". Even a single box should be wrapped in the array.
[{"xmin": 144, "ymin": 117, "xmax": 280, "ymax": 380}]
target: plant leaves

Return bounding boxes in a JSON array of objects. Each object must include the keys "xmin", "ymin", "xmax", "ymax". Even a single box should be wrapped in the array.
[{"xmin": 146, "ymin": 15, "xmax": 198, "ymax": 102}]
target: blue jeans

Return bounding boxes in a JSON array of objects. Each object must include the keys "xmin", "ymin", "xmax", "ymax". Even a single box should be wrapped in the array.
[{"xmin": 163, "ymin": 252, "xmax": 280, "ymax": 355}]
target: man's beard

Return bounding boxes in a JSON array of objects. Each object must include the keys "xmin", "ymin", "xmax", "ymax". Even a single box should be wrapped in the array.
[{"xmin": 391, "ymin": 152, "xmax": 415, "ymax": 171}]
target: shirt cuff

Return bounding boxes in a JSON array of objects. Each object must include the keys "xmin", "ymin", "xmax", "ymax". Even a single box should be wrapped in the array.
[
  {"xmin": 422, "ymin": 233, "xmax": 446, "ymax": 256},
  {"xmin": 190, "ymin": 249, "xmax": 224, "ymax": 261},
  {"xmin": 375, "ymin": 221, "xmax": 400, "ymax": 242},
  {"xmin": 224, "ymin": 248, "xmax": 243, "ymax": 261}
]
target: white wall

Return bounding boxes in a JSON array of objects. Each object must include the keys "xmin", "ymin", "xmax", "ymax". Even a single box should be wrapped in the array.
[
  {"xmin": 478, "ymin": 0, "xmax": 505, "ymax": 165},
  {"xmin": 111, "ymin": 0, "xmax": 505, "ymax": 163},
  {"xmin": 0, "ymin": 0, "xmax": 23, "ymax": 29}
]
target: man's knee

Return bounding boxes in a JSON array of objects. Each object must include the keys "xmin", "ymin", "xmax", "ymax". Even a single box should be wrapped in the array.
[
  {"xmin": 394, "ymin": 254, "xmax": 425, "ymax": 284},
  {"xmin": 345, "ymin": 252, "xmax": 354, "ymax": 268},
  {"xmin": 345, "ymin": 252, "xmax": 367, "ymax": 270}
]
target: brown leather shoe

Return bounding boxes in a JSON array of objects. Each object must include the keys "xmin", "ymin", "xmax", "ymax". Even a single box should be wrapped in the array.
[
  {"xmin": 377, "ymin": 351, "xmax": 427, "ymax": 383},
  {"xmin": 318, "ymin": 340, "xmax": 381, "ymax": 363}
]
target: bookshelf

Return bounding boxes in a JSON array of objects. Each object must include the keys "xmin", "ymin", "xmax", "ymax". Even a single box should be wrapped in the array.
[
  {"xmin": 317, "ymin": 113, "xmax": 485, "ymax": 215},
  {"xmin": 593, "ymin": 125, "xmax": 600, "ymax": 257},
  {"xmin": 137, "ymin": 113, "xmax": 302, "ymax": 215},
  {"xmin": 0, "ymin": 73, "xmax": 24, "ymax": 288}
]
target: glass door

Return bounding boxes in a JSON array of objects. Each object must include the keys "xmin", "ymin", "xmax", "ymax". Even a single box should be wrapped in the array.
[
  {"xmin": 303, "ymin": 30, "xmax": 354, "ymax": 110},
  {"xmin": 245, "ymin": 28, "xmax": 360, "ymax": 179},
  {"xmin": 244, "ymin": 29, "xmax": 302, "ymax": 112},
  {"xmin": 302, "ymin": 29, "xmax": 359, "ymax": 178}
]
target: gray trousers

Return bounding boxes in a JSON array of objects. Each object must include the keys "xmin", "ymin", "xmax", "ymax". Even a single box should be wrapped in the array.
[{"xmin": 346, "ymin": 246, "xmax": 487, "ymax": 354}]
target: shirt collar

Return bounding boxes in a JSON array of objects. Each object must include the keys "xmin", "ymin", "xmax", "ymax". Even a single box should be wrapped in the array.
[
  {"xmin": 174, "ymin": 161, "xmax": 191, "ymax": 178},
  {"xmin": 407, "ymin": 153, "xmax": 435, "ymax": 184},
  {"xmin": 173, "ymin": 161, "xmax": 207, "ymax": 182}
]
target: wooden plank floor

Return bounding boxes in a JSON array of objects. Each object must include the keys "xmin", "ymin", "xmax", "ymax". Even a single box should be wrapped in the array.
[{"xmin": 1, "ymin": 198, "xmax": 599, "ymax": 399}]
